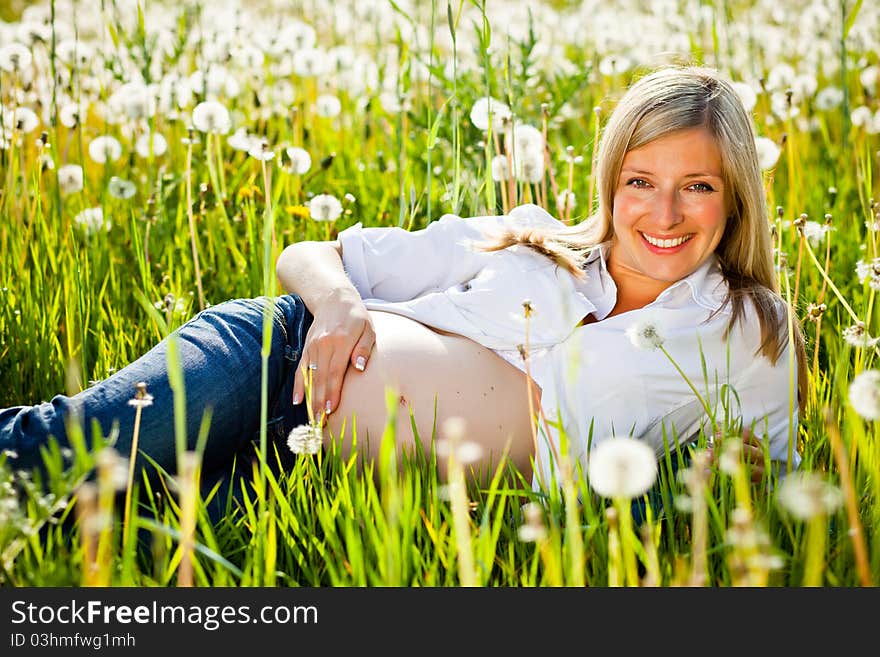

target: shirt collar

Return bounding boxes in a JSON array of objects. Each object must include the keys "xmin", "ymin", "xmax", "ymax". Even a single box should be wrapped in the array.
[{"xmin": 586, "ymin": 241, "xmax": 727, "ymax": 311}]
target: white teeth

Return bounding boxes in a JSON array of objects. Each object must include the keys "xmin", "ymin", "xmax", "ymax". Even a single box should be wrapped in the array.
[{"xmin": 641, "ymin": 232, "xmax": 692, "ymax": 248}]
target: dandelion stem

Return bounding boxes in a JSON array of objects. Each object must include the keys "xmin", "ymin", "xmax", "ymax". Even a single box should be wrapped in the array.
[
  {"xmin": 185, "ymin": 140, "xmax": 206, "ymax": 311},
  {"xmin": 801, "ymin": 236, "xmax": 860, "ymax": 324},
  {"xmin": 825, "ymin": 408, "xmax": 872, "ymax": 587},
  {"xmin": 803, "ymin": 516, "xmax": 826, "ymax": 587},
  {"xmin": 812, "ymin": 234, "xmax": 832, "ymax": 380},
  {"xmin": 122, "ymin": 404, "xmax": 143, "ymax": 550}
]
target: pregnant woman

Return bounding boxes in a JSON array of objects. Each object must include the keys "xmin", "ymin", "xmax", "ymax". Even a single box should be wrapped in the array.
[{"xmin": 0, "ymin": 65, "xmax": 808, "ymax": 516}]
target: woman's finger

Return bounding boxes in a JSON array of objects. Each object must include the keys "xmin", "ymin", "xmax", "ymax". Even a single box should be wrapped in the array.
[
  {"xmin": 307, "ymin": 350, "xmax": 326, "ymax": 424},
  {"xmin": 351, "ymin": 323, "xmax": 376, "ymax": 372},
  {"xmin": 322, "ymin": 348, "xmax": 351, "ymax": 419},
  {"xmin": 292, "ymin": 350, "xmax": 308, "ymax": 406}
]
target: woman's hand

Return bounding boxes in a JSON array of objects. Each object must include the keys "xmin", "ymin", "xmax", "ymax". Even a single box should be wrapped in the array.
[
  {"xmin": 708, "ymin": 427, "xmax": 768, "ymax": 483},
  {"xmin": 292, "ymin": 288, "xmax": 376, "ymax": 423}
]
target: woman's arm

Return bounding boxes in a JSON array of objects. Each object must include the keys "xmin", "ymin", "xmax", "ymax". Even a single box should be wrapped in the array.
[{"xmin": 275, "ymin": 240, "xmax": 375, "ymax": 421}]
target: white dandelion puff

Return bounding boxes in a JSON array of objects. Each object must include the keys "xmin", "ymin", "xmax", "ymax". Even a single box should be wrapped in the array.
[
  {"xmin": 57, "ymin": 164, "xmax": 83, "ymax": 195},
  {"xmin": 191, "ymin": 100, "xmax": 231, "ymax": 135},
  {"xmin": 490, "ymin": 154, "xmax": 509, "ymax": 182},
  {"xmin": 283, "ymin": 147, "xmax": 312, "ymax": 175},
  {"xmin": 58, "ymin": 102, "xmax": 84, "ymax": 128},
  {"xmin": 517, "ymin": 502, "xmax": 547, "ymax": 542},
  {"xmin": 248, "ymin": 141, "xmax": 275, "ymax": 161},
  {"xmin": 74, "ymin": 207, "xmax": 110, "ymax": 235},
  {"xmin": 135, "ymin": 132, "xmax": 168, "ymax": 158},
  {"xmin": 801, "ymin": 221, "xmax": 831, "ymax": 246},
  {"xmin": 227, "ymin": 127, "xmax": 259, "ymax": 153},
  {"xmin": 587, "ymin": 436, "xmax": 658, "ymax": 499},
  {"xmin": 469, "ymin": 96, "xmax": 512, "ymax": 132},
  {"xmin": 287, "ymin": 424, "xmax": 323, "ymax": 455},
  {"xmin": 754, "ymin": 136, "xmax": 781, "ymax": 170},
  {"xmin": 87, "ymin": 135, "xmax": 122, "ymax": 164},
  {"xmin": 307, "ymin": 194, "xmax": 343, "ymax": 222},
  {"xmin": 776, "ymin": 472, "xmax": 843, "ymax": 520},
  {"xmin": 625, "ymin": 315, "xmax": 665, "ymax": 350},
  {"xmin": 291, "ymin": 48, "xmax": 330, "ymax": 78},
  {"xmin": 556, "ymin": 190, "xmax": 576, "ymax": 216},
  {"xmin": 842, "ymin": 322, "xmax": 878, "ymax": 348},
  {"xmin": 848, "ymin": 370, "xmax": 880, "ymax": 421},
  {"xmin": 108, "ymin": 176, "xmax": 136, "ymax": 200},
  {"xmin": 0, "ymin": 43, "xmax": 32, "ymax": 73},
  {"xmin": 851, "ymin": 106, "xmax": 874, "ymax": 128},
  {"xmin": 814, "ymin": 86, "xmax": 844, "ymax": 111},
  {"xmin": 315, "ymin": 94, "xmax": 342, "ymax": 118},
  {"xmin": 14, "ymin": 107, "xmax": 39, "ymax": 134},
  {"xmin": 731, "ymin": 81, "xmax": 758, "ymax": 112}
]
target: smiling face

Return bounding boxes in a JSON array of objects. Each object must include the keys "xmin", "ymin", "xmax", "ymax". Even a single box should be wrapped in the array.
[{"xmin": 609, "ymin": 126, "xmax": 729, "ymax": 300}]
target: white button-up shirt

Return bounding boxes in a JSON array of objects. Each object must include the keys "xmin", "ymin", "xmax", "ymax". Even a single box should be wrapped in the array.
[{"xmin": 338, "ymin": 204, "xmax": 800, "ymax": 489}]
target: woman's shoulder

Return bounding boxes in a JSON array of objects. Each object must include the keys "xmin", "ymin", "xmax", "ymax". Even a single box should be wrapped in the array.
[{"xmin": 507, "ymin": 203, "xmax": 565, "ymax": 229}]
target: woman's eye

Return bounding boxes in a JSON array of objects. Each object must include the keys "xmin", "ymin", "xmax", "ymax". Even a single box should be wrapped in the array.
[
  {"xmin": 689, "ymin": 182, "xmax": 714, "ymax": 192},
  {"xmin": 627, "ymin": 178, "xmax": 649, "ymax": 188}
]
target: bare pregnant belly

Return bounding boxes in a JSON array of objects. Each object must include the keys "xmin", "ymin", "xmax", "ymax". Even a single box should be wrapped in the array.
[{"xmin": 325, "ymin": 311, "xmax": 538, "ymax": 480}]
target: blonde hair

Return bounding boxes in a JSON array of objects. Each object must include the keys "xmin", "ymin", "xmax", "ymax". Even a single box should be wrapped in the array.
[{"xmin": 483, "ymin": 65, "xmax": 808, "ymax": 408}]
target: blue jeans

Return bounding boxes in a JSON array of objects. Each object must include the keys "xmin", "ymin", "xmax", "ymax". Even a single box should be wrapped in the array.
[{"xmin": 0, "ymin": 294, "xmax": 312, "ymax": 518}]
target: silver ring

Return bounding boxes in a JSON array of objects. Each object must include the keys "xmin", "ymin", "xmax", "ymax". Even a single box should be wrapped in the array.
[{"xmin": 308, "ymin": 362, "xmax": 318, "ymax": 371}]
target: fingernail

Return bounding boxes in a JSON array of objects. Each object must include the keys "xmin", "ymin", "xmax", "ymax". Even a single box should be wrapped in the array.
[
  {"xmin": 355, "ymin": 356, "xmax": 366, "ymax": 371},
  {"xmin": 325, "ymin": 400, "xmax": 333, "ymax": 415},
  {"xmin": 293, "ymin": 392, "xmax": 301, "ymax": 405}
]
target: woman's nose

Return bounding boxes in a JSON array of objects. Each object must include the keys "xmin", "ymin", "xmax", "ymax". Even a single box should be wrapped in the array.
[{"xmin": 653, "ymin": 189, "xmax": 684, "ymax": 228}]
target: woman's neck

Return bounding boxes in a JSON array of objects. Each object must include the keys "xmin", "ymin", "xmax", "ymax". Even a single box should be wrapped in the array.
[{"xmin": 606, "ymin": 253, "xmax": 672, "ymax": 317}]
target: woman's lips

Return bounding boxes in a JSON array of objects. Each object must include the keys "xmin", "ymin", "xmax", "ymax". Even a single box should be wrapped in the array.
[{"xmin": 639, "ymin": 231, "xmax": 693, "ymax": 254}]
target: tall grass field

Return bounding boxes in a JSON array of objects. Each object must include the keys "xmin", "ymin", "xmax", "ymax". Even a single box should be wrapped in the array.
[{"xmin": 0, "ymin": 0, "xmax": 878, "ymax": 587}]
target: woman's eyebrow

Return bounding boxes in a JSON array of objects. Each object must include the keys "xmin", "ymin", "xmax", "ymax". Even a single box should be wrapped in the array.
[{"xmin": 621, "ymin": 168, "xmax": 723, "ymax": 179}]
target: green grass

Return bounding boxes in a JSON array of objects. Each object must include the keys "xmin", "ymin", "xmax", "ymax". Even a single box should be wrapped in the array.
[{"xmin": 0, "ymin": 0, "xmax": 878, "ymax": 586}]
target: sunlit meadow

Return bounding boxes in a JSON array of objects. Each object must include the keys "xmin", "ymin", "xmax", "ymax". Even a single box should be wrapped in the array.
[{"xmin": 0, "ymin": 0, "xmax": 878, "ymax": 587}]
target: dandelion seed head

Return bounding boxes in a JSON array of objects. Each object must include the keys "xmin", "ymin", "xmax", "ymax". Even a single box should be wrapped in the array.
[
  {"xmin": 57, "ymin": 164, "xmax": 83, "ymax": 195},
  {"xmin": 191, "ymin": 100, "xmax": 231, "ymax": 135},
  {"xmin": 801, "ymin": 221, "xmax": 831, "ymax": 245},
  {"xmin": 776, "ymin": 472, "xmax": 843, "ymax": 520},
  {"xmin": 59, "ymin": 102, "xmax": 84, "ymax": 128},
  {"xmin": 87, "ymin": 135, "xmax": 122, "ymax": 164},
  {"xmin": 291, "ymin": 47, "xmax": 330, "ymax": 78},
  {"xmin": 0, "ymin": 43, "xmax": 32, "ymax": 73},
  {"xmin": 307, "ymin": 193, "xmax": 343, "ymax": 222},
  {"xmin": 469, "ymin": 96, "xmax": 512, "ymax": 132},
  {"xmin": 718, "ymin": 438, "xmax": 742, "ymax": 476},
  {"xmin": 227, "ymin": 127, "xmax": 258, "ymax": 153},
  {"xmin": 842, "ymin": 322, "xmax": 878, "ymax": 348},
  {"xmin": 283, "ymin": 147, "xmax": 312, "ymax": 175},
  {"xmin": 556, "ymin": 190, "xmax": 576, "ymax": 216},
  {"xmin": 848, "ymin": 369, "xmax": 880, "ymax": 421},
  {"xmin": 108, "ymin": 176, "xmax": 136, "ymax": 200},
  {"xmin": 96, "ymin": 448, "xmax": 129, "ymax": 490},
  {"xmin": 286, "ymin": 424, "xmax": 323, "ymax": 455},
  {"xmin": 14, "ymin": 107, "xmax": 39, "ymax": 134},
  {"xmin": 731, "ymin": 80, "xmax": 758, "ymax": 112},
  {"xmin": 754, "ymin": 136, "xmax": 781, "ymax": 170},
  {"xmin": 135, "ymin": 132, "xmax": 168, "ymax": 158},
  {"xmin": 248, "ymin": 141, "xmax": 275, "ymax": 161},
  {"xmin": 315, "ymin": 94, "xmax": 342, "ymax": 118},
  {"xmin": 490, "ymin": 154, "xmax": 509, "ymax": 182},
  {"xmin": 625, "ymin": 315, "xmax": 665, "ymax": 350},
  {"xmin": 587, "ymin": 436, "xmax": 657, "ymax": 499},
  {"xmin": 74, "ymin": 207, "xmax": 109, "ymax": 235},
  {"xmin": 805, "ymin": 302, "xmax": 826, "ymax": 322}
]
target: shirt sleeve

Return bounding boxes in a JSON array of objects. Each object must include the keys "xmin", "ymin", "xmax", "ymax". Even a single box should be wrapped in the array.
[{"xmin": 337, "ymin": 204, "xmax": 563, "ymax": 302}]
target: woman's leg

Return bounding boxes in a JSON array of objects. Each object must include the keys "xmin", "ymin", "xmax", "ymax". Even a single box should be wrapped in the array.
[{"xmin": 0, "ymin": 294, "xmax": 311, "ymax": 501}]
